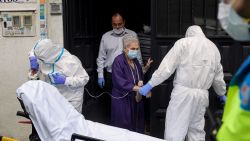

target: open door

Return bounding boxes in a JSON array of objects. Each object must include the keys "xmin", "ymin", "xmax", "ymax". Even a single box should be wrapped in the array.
[{"xmin": 62, "ymin": 0, "xmax": 151, "ymax": 124}]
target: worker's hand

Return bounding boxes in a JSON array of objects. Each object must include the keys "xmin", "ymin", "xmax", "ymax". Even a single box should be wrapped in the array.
[
  {"xmin": 28, "ymin": 70, "xmax": 39, "ymax": 80},
  {"xmin": 139, "ymin": 83, "xmax": 153, "ymax": 96},
  {"xmin": 98, "ymin": 78, "xmax": 105, "ymax": 88},
  {"xmin": 52, "ymin": 73, "xmax": 66, "ymax": 84},
  {"xmin": 29, "ymin": 56, "xmax": 39, "ymax": 71}
]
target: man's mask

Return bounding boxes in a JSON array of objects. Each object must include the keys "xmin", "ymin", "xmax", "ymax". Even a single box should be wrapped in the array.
[{"xmin": 113, "ymin": 27, "xmax": 125, "ymax": 35}]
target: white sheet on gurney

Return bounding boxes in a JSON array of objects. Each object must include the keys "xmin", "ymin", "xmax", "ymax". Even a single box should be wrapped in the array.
[{"xmin": 16, "ymin": 80, "xmax": 165, "ymax": 141}]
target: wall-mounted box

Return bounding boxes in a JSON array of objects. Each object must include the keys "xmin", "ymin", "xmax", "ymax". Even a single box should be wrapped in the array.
[
  {"xmin": 50, "ymin": 3, "xmax": 62, "ymax": 15},
  {"xmin": 1, "ymin": 11, "xmax": 36, "ymax": 36}
]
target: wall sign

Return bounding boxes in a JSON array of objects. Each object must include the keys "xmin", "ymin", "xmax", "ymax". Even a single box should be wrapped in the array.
[{"xmin": 40, "ymin": 0, "xmax": 47, "ymax": 38}]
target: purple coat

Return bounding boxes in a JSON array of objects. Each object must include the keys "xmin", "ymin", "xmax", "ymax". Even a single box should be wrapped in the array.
[{"xmin": 111, "ymin": 53, "xmax": 144, "ymax": 133}]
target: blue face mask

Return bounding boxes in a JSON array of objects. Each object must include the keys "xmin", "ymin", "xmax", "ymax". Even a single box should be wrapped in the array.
[{"xmin": 127, "ymin": 50, "xmax": 138, "ymax": 59}]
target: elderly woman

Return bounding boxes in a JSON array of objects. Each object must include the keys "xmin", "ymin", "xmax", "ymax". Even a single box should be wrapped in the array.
[{"xmin": 111, "ymin": 34, "xmax": 144, "ymax": 133}]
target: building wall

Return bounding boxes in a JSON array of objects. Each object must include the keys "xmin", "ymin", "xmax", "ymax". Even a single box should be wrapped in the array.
[{"xmin": 0, "ymin": 0, "xmax": 63, "ymax": 140}]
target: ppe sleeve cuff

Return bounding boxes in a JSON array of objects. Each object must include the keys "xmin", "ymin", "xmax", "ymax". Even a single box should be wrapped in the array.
[
  {"xmin": 64, "ymin": 77, "xmax": 71, "ymax": 86},
  {"xmin": 98, "ymin": 72, "xmax": 104, "ymax": 78},
  {"xmin": 148, "ymin": 81, "xmax": 155, "ymax": 88},
  {"xmin": 29, "ymin": 51, "xmax": 35, "ymax": 57}
]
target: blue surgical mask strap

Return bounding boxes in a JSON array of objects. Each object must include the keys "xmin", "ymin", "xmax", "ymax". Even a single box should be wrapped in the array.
[
  {"xmin": 55, "ymin": 48, "xmax": 64, "ymax": 63},
  {"xmin": 48, "ymin": 64, "xmax": 55, "ymax": 84},
  {"xmin": 47, "ymin": 48, "xmax": 63, "ymax": 84}
]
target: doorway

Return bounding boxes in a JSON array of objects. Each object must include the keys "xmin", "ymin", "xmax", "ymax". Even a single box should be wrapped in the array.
[
  {"xmin": 62, "ymin": 0, "xmax": 151, "ymax": 125},
  {"xmin": 63, "ymin": 0, "xmax": 250, "ymax": 140}
]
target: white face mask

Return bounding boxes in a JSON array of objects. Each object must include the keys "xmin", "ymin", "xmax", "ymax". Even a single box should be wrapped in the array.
[
  {"xmin": 113, "ymin": 27, "xmax": 125, "ymax": 35},
  {"xmin": 218, "ymin": 2, "xmax": 250, "ymax": 41}
]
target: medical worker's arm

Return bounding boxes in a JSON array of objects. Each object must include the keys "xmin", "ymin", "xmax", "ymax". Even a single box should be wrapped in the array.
[
  {"xmin": 148, "ymin": 40, "xmax": 183, "ymax": 87},
  {"xmin": 28, "ymin": 48, "xmax": 39, "ymax": 80},
  {"xmin": 212, "ymin": 63, "xmax": 226, "ymax": 96},
  {"xmin": 28, "ymin": 48, "xmax": 39, "ymax": 70},
  {"xmin": 28, "ymin": 47, "xmax": 35, "ymax": 57},
  {"xmin": 112, "ymin": 58, "xmax": 135, "ymax": 93},
  {"xmin": 96, "ymin": 37, "xmax": 107, "ymax": 78},
  {"xmin": 65, "ymin": 58, "xmax": 89, "ymax": 88}
]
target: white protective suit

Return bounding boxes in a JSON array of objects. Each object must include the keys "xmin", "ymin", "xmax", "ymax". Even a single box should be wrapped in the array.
[
  {"xmin": 148, "ymin": 25, "xmax": 226, "ymax": 141},
  {"xmin": 29, "ymin": 39, "xmax": 89, "ymax": 113},
  {"xmin": 16, "ymin": 80, "xmax": 165, "ymax": 141}
]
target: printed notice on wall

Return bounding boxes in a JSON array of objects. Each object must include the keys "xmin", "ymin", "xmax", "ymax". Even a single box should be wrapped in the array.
[{"xmin": 39, "ymin": 0, "xmax": 47, "ymax": 38}]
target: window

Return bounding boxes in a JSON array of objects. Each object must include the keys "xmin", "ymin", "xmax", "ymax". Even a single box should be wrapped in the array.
[
  {"xmin": 24, "ymin": 16, "xmax": 32, "ymax": 26},
  {"xmin": 12, "ymin": 16, "xmax": 20, "ymax": 27}
]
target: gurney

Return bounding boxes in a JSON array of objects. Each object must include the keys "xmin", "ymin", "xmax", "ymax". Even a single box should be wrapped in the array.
[
  {"xmin": 16, "ymin": 80, "xmax": 165, "ymax": 141},
  {"xmin": 0, "ymin": 136, "xmax": 18, "ymax": 141}
]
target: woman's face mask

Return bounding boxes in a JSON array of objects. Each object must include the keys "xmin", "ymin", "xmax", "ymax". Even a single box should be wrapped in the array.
[
  {"xmin": 218, "ymin": 2, "xmax": 250, "ymax": 41},
  {"xmin": 127, "ymin": 50, "xmax": 138, "ymax": 59},
  {"xmin": 113, "ymin": 27, "xmax": 125, "ymax": 35}
]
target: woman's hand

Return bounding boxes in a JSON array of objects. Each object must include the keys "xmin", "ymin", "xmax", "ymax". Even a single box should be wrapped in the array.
[{"xmin": 133, "ymin": 85, "xmax": 140, "ymax": 92}]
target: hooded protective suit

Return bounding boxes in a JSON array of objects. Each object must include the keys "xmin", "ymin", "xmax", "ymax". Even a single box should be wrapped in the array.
[
  {"xmin": 148, "ymin": 26, "xmax": 226, "ymax": 141},
  {"xmin": 29, "ymin": 39, "xmax": 89, "ymax": 113}
]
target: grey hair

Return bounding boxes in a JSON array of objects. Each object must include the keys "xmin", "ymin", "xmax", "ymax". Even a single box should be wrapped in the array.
[{"xmin": 122, "ymin": 34, "xmax": 139, "ymax": 49}]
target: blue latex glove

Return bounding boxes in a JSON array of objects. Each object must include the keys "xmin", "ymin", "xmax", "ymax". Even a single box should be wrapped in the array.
[
  {"xmin": 139, "ymin": 83, "xmax": 153, "ymax": 96},
  {"xmin": 98, "ymin": 78, "xmax": 105, "ymax": 88},
  {"xmin": 52, "ymin": 73, "xmax": 66, "ymax": 84},
  {"xmin": 29, "ymin": 56, "xmax": 39, "ymax": 71},
  {"xmin": 219, "ymin": 95, "xmax": 226, "ymax": 104}
]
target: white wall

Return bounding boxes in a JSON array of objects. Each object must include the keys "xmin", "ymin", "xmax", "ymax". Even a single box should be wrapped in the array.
[
  {"xmin": 47, "ymin": 0, "xmax": 64, "ymax": 46},
  {"xmin": 0, "ymin": 0, "xmax": 63, "ymax": 140}
]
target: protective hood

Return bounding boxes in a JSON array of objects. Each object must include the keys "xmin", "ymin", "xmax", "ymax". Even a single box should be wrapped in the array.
[
  {"xmin": 185, "ymin": 25, "xmax": 206, "ymax": 38},
  {"xmin": 34, "ymin": 39, "xmax": 63, "ymax": 64}
]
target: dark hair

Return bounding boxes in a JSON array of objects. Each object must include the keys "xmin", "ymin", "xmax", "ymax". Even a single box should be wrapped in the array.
[{"xmin": 112, "ymin": 12, "xmax": 125, "ymax": 21}]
